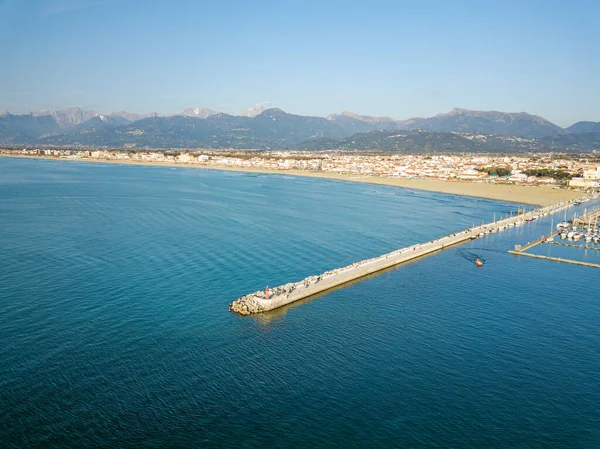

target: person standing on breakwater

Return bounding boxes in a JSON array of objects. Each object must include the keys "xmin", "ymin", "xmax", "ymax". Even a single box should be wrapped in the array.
[{"xmin": 265, "ymin": 286, "xmax": 270, "ymax": 300}]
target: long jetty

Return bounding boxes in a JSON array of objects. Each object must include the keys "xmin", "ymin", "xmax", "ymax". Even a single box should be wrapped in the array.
[{"xmin": 229, "ymin": 197, "xmax": 589, "ymax": 315}]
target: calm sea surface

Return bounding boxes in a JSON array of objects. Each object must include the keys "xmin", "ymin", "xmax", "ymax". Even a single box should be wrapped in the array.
[{"xmin": 1, "ymin": 157, "xmax": 599, "ymax": 448}]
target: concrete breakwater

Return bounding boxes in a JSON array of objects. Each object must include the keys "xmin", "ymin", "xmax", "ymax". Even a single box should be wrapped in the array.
[{"xmin": 229, "ymin": 197, "xmax": 589, "ymax": 315}]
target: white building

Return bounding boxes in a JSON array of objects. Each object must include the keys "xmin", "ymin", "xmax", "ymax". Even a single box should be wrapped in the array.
[
  {"xmin": 570, "ymin": 177, "xmax": 598, "ymax": 188},
  {"xmin": 508, "ymin": 173, "xmax": 528, "ymax": 183},
  {"xmin": 583, "ymin": 166, "xmax": 600, "ymax": 180}
]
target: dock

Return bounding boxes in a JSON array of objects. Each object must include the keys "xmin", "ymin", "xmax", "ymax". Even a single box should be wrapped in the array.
[
  {"xmin": 229, "ymin": 197, "xmax": 591, "ymax": 315},
  {"xmin": 507, "ymin": 251, "xmax": 600, "ymax": 269},
  {"xmin": 547, "ymin": 241, "xmax": 600, "ymax": 251},
  {"xmin": 574, "ymin": 207, "xmax": 600, "ymax": 227}
]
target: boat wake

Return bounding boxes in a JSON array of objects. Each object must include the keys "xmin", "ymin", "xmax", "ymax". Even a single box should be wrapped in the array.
[
  {"xmin": 456, "ymin": 249, "xmax": 488, "ymax": 265},
  {"xmin": 464, "ymin": 247, "xmax": 507, "ymax": 255}
]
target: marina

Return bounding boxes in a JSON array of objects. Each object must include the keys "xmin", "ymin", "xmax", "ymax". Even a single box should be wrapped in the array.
[
  {"xmin": 230, "ymin": 197, "xmax": 592, "ymax": 315},
  {"xmin": 509, "ymin": 205, "xmax": 600, "ymax": 269}
]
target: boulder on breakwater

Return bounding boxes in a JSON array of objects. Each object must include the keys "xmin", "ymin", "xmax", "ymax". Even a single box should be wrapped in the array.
[{"xmin": 228, "ymin": 292, "xmax": 267, "ymax": 315}]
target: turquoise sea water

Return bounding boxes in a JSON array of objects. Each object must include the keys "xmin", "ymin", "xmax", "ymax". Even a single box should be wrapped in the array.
[{"xmin": 1, "ymin": 157, "xmax": 599, "ymax": 448}]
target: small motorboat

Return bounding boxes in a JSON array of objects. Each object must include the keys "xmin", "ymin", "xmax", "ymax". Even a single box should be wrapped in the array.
[{"xmin": 475, "ymin": 258, "xmax": 483, "ymax": 268}]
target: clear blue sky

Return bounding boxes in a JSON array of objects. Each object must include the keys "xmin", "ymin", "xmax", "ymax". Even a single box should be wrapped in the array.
[{"xmin": 1, "ymin": 0, "xmax": 598, "ymax": 126}]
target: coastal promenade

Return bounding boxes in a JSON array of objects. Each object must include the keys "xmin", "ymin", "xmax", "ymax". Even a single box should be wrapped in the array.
[{"xmin": 230, "ymin": 198, "xmax": 588, "ymax": 315}]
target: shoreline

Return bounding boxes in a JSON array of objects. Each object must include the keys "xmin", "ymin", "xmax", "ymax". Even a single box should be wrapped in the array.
[{"xmin": 0, "ymin": 154, "xmax": 582, "ymax": 206}]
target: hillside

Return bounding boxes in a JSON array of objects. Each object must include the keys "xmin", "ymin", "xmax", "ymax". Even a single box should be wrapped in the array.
[
  {"xmin": 0, "ymin": 113, "xmax": 61, "ymax": 143},
  {"xmin": 566, "ymin": 121, "xmax": 600, "ymax": 134},
  {"xmin": 299, "ymin": 130, "xmax": 494, "ymax": 153},
  {"xmin": 299, "ymin": 130, "xmax": 599, "ymax": 153},
  {"xmin": 403, "ymin": 108, "xmax": 564, "ymax": 138}
]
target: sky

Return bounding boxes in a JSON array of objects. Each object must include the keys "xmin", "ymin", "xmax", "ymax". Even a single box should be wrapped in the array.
[{"xmin": 0, "ymin": 0, "xmax": 598, "ymax": 126}]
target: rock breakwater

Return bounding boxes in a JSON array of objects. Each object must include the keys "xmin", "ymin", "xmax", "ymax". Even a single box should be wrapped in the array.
[{"xmin": 230, "ymin": 196, "xmax": 593, "ymax": 315}]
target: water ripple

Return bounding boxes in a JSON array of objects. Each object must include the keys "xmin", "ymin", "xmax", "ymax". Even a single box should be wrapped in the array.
[{"xmin": 1, "ymin": 158, "xmax": 599, "ymax": 448}]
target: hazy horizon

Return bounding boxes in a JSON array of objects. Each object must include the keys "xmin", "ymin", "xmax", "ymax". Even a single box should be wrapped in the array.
[{"xmin": 1, "ymin": 0, "xmax": 599, "ymax": 127}]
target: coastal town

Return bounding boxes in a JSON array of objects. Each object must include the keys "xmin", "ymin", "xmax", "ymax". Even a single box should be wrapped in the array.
[{"xmin": 2, "ymin": 147, "xmax": 600, "ymax": 190}]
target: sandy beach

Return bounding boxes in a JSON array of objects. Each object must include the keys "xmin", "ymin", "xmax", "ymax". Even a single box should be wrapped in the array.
[{"xmin": 1, "ymin": 154, "xmax": 582, "ymax": 205}]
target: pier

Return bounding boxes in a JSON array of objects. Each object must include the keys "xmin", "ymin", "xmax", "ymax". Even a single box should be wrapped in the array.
[
  {"xmin": 506, "ymin": 252, "xmax": 600, "ymax": 269},
  {"xmin": 230, "ymin": 197, "xmax": 590, "ymax": 315}
]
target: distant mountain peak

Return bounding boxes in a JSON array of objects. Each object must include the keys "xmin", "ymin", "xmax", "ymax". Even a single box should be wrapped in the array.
[
  {"xmin": 440, "ymin": 107, "xmax": 538, "ymax": 118},
  {"xmin": 341, "ymin": 110, "xmax": 362, "ymax": 118},
  {"xmin": 436, "ymin": 107, "xmax": 500, "ymax": 117},
  {"xmin": 208, "ymin": 112, "xmax": 235, "ymax": 119},
  {"xmin": 31, "ymin": 109, "xmax": 52, "ymax": 116},
  {"xmin": 180, "ymin": 107, "xmax": 218, "ymax": 118},
  {"xmin": 338, "ymin": 110, "xmax": 395, "ymax": 123},
  {"xmin": 108, "ymin": 111, "xmax": 157, "ymax": 122},
  {"xmin": 32, "ymin": 107, "xmax": 100, "ymax": 128},
  {"xmin": 240, "ymin": 102, "xmax": 272, "ymax": 117},
  {"xmin": 259, "ymin": 108, "xmax": 287, "ymax": 117},
  {"xmin": 422, "ymin": 108, "xmax": 562, "ymax": 137},
  {"xmin": 444, "ymin": 107, "xmax": 471, "ymax": 116},
  {"xmin": 62, "ymin": 106, "xmax": 86, "ymax": 112}
]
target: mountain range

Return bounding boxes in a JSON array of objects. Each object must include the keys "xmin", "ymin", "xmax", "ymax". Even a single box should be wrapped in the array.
[
  {"xmin": 326, "ymin": 108, "xmax": 565, "ymax": 138},
  {"xmin": 1, "ymin": 106, "xmax": 598, "ymax": 152}
]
